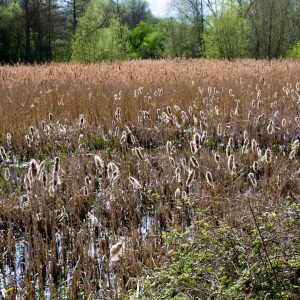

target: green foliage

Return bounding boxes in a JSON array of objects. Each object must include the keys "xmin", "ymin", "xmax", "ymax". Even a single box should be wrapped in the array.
[
  {"xmin": 286, "ymin": 41, "xmax": 300, "ymax": 58},
  {"xmin": 0, "ymin": 2, "xmax": 23, "ymax": 62},
  {"xmin": 71, "ymin": 0, "xmax": 127, "ymax": 62},
  {"xmin": 128, "ymin": 21, "xmax": 164, "ymax": 59},
  {"xmin": 136, "ymin": 203, "xmax": 300, "ymax": 299},
  {"xmin": 204, "ymin": 6, "xmax": 250, "ymax": 59}
]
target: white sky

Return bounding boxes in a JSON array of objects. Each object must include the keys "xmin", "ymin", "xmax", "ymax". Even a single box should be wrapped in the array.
[{"xmin": 148, "ymin": 0, "xmax": 170, "ymax": 18}]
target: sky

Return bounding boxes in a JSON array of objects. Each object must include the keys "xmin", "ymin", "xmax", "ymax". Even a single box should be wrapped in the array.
[{"xmin": 148, "ymin": 0, "xmax": 169, "ymax": 18}]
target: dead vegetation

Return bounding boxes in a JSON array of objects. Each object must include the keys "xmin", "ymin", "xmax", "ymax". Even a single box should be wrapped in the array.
[{"xmin": 0, "ymin": 59, "xmax": 299, "ymax": 299}]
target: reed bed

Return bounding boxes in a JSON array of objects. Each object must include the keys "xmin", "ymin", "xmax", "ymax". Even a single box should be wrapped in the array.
[{"xmin": 0, "ymin": 59, "xmax": 299, "ymax": 299}]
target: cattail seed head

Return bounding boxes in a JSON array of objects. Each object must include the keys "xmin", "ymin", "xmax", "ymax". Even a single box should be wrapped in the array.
[
  {"xmin": 267, "ymin": 120, "xmax": 275, "ymax": 135},
  {"xmin": 248, "ymin": 173, "xmax": 257, "ymax": 187},
  {"xmin": 186, "ymin": 170, "xmax": 195, "ymax": 187},
  {"xmin": 0, "ymin": 147, "xmax": 7, "ymax": 162},
  {"xmin": 129, "ymin": 176, "xmax": 142, "ymax": 190},
  {"xmin": 205, "ymin": 171, "xmax": 214, "ymax": 187},
  {"xmin": 190, "ymin": 156, "xmax": 199, "ymax": 168},
  {"xmin": 175, "ymin": 167, "xmax": 181, "ymax": 183},
  {"xmin": 24, "ymin": 175, "xmax": 32, "ymax": 194},
  {"xmin": 110, "ymin": 242, "xmax": 123, "ymax": 262},
  {"xmin": 135, "ymin": 147, "xmax": 144, "ymax": 160},
  {"xmin": 169, "ymin": 156, "xmax": 175, "ymax": 168},
  {"xmin": 4, "ymin": 168, "xmax": 10, "ymax": 181},
  {"xmin": 54, "ymin": 157, "xmax": 60, "ymax": 173},
  {"xmin": 193, "ymin": 132, "xmax": 201, "ymax": 149},
  {"xmin": 228, "ymin": 154, "xmax": 236, "ymax": 175},
  {"xmin": 252, "ymin": 161, "xmax": 259, "ymax": 173},
  {"xmin": 291, "ymin": 139, "xmax": 299, "ymax": 151},
  {"xmin": 226, "ymin": 144, "xmax": 232, "ymax": 158},
  {"xmin": 6, "ymin": 133, "xmax": 12, "ymax": 147},
  {"xmin": 264, "ymin": 148, "xmax": 272, "ymax": 163},
  {"xmin": 175, "ymin": 188, "xmax": 181, "ymax": 200},
  {"xmin": 49, "ymin": 184, "xmax": 55, "ymax": 197},
  {"xmin": 251, "ymin": 139, "xmax": 257, "ymax": 153},
  {"xmin": 214, "ymin": 151, "xmax": 220, "ymax": 166},
  {"xmin": 190, "ymin": 140, "xmax": 197, "ymax": 155},
  {"xmin": 217, "ymin": 124, "xmax": 222, "ymax": 136},
  {"xmin": 94, "ymin": 155, "xmax": 104, "ymax": 170},
  {"xmin": 29, "ymin": 159, "xmax": 40, "ymax": 179},
  {"xmin": 166, "ymin": 141, "xmax": 172, "ymax": 155}
]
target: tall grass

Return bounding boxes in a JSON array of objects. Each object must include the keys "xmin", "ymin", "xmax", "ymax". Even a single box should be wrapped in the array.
[{"xmin": 0, "ymin": 59, "xmax": 299, "ymax": 299}]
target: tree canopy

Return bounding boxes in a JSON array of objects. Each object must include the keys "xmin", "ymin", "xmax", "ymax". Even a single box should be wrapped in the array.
[{"xmin": 0, "ymin": 0, "xmax": 299, "ymax": 63}]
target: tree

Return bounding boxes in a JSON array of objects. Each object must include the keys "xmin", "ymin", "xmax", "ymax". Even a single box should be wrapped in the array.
[
  {"xmin": 128, "ymin": 21, "xmax": 164, "ymax": 58},
  {"xmin": 204, "ymin": 2, "xmax": 250, "ymax": 59},
  {"xmin": 247, "ymin": 0, "xmax": 300, "ymax": 58},
  {"xmin": 0, "ymin": 2, "xmax": 23, "ymax": 62},
  {"xmin": 71, "ymin": 0, "xmax": 124, "ymax": 61},
  {"xmin": 170, "ymin": 0, "xmax": 205, "ymax": 57}
]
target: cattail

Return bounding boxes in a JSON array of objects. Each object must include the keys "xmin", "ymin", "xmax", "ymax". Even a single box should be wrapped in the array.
[
  {"xmin": 242, "ymin": 138, "xmax": 249, "ymax": 154},
  {"xmin": 275, "ymin": 174, "xmax": 281, "ymax": 188},
  {"xmin": 79, "ymin": 114, "xmax": 85, "ymax": 129},
  {"xmin": 110, "ymin": 242, "xmax": 123, "ymax": 262},
  {"xmin": 82, "ymin": 185, "xmax": 88, "ymax": 196},
  {"xmin": 94, "ymin": 155, "xmax": 104, "ymax": 170},
  {"xmin": 0, "ymin": 147, "xmax": 7, "ymax": 162},
  {"xmin": 289, "ymin": 150, "xmax": 296, "ymax": 160},
  {"xmin": 4, "ymin": 168, "xmax": 10, "ymax": 181},
  {"xmin": 175, "ymin": 188, "xmax": 181, "ymax": 200},
  {"xmin": 173, "ymin": 105, "xmax": 180, "ymax": 111},
  {"xmin": 166, "ymin": 141, "xmax": 172, "ymax": 155},
  {"xmin": 49, "ymin": 112, "xmax": 53, "ymax": 122},
  {"xmin": 190, "ymin": 156, "xmax": 199, "ymax": 168},
  {"xmin": 213, "ymin": 151, "xmax": 220, "ymax": 166},
  {"xmin": 248, "ymin": 111, "xmax": 252, "ymax": 120},
  {"xmin": 186, "ymin": 170, "xmax": 195, "ymax": 187},
  {"xmin": 228, "ymin": 154, "xmax": 236, "ymax": 175},
  {"xmin": 248, "ymin": 173, "xmax": 257, "ymax": 187},
  {"xmin": 107, "ymin": 162, "xmax": 119, "ymax": 182},
  {"xmin": 129, "ymin": 176, "xmax": 142, "ymax": 189},
  {"xmin": 217, "ymin": 124, "xmax": 222, "ymax": 136},
  {"xmin": 120, "ymin": 131, "xmax": 127, "ymax": 143},
  {"xmin": 49, "ymin": 184, "xmax": 55, "ymax": 197},
  {"xmin": 193, "ymin": 132, "xmax": 201, "ymax": 149},
  {"xmin": 257, "ymin": 147, "xmax": 262, "ymax": 159},
  {"xmin": 205, "ymin": 171, "xmax": 214, "ymax": 187},
  {"xmin": 41, "ymin": 120, "xmax": 46, "ymax": 131},
  {"xmin": 281, "ymin": 119, "xmax": 286, "ymax": 127},
  {"xmin": 252, "ymin": 161, "xmax": 259, "ymax": 173},
  {"xmin": 291, "ymin": 139, "xmax": 299, "ymax": 151},
  {"xmin": 24, "ymin": 175, "xmax": 32, "ymax": 194},
  {"xmin": 190, "ymin": 140, "xmax": 197, "ymax": 155},
  {"xmin": 251, "ymin": 139, "xmax": 257, "ymax": 153},
  {"xmin": 264, "ymin": 149, "xmax": 272, "ymax": 163},
  {"xmin": 228, "ymin": 137, "xmax": 234, "ymax": 148},
  {"xmin": 29, "ymin": 159, "xmax": 40, "ymax": 179},
  {"xmin": 6, "ymin": 133, "xmax": 12, "ymax": 148},
  {"xmin": 42, "ymin": 170, "xmax": 47, "ymax": 188},
  {"xmin": 114, "ymin": 107, "xmax": 121, "ymax": 121},
  {"xmin": 135, "ymin": 147, "xmax": 144, "ymax": 160},
  {"xmin": 267, "ymin": 120, "xmax": 275, "ymax": 135},
  {"xmin": 175, "ymin": 167, "xmax": 181, "ymax": 183},
  {"xmin": 85, "ymin": 176, "xmax": 92, "ymax": 186},
  {"xmin": 182, "ymin": 191, "xmax": 188, "ymax": 201},
  {"xmin": 54, "ymin": 157, "xmax": 60, "ymax": 173},
  {"xmin": 166, "ymin": 106, "xmax": 172, "ymax": 115},
  {"xmin": 143, "ymin": 111, "xmax": 151, "ymax": 120},
  {"xmin": 226, "ymin": 144, "xmax": 232, "ymax": 158},
  {"xmin": 169, "ymin": 156, "xmax": 175, "ymax": 168}
]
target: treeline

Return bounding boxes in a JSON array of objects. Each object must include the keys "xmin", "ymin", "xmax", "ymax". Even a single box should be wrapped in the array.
[{"xmin": 0, "ymin": 0, "xmax": 300, "ymax": 63}]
